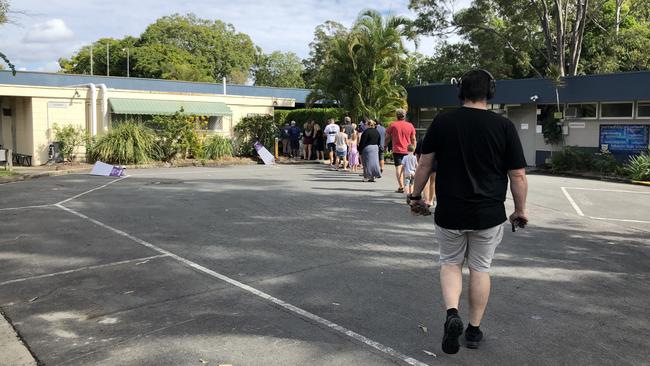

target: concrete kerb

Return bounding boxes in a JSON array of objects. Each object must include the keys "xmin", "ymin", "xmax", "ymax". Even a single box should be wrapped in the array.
[
  {"xmin": 0, "ymin": 311, "xmax": 37, "ymax": 366},
  {"xmin": 0, "ymin": 158, "xmax": 259, "ymax": 185},
  {"xmin": 528, "ymin": 169, "xmax": 648, "ymax": 186},
  {"xmin": 0, "ymin": 166, "xmax": 92, "ymax": 185}
]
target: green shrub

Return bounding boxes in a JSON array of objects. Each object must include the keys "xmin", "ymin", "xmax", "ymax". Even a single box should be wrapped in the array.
[
  {"xmin": 148, "ymin": 112, "xmax": 204, "ymax": 161},
  {"xmin": 234, "ymin": 114, "xmax": 277, "ymax": 156},
  {"xmin": 592, "ymin": 151, "xmax": 621, "ymax": 176},
  {"xmin": 550, "ymin": 146, "xmax": 594, "ymax": 173},
  {"xmin": 53, "ymin": 123, "xmax": 86, "ymax": 161},
  {"xmin": 204, "ymin": 134, "xmax": 233, "ymax": 160},
  {"xmin": 273, "ymin": 110, "xmax": 291, "ymax": 128},
  {"xmin": 91, "ymin": 122, "xmax": 159, "ymax": 164},
  {"xmin": 624, "ymin": 153, "xmax": 650, "ymax": 181},
  {"xmin": 277, "ymin": 108, "xmax": 346, "ymax": 127}
]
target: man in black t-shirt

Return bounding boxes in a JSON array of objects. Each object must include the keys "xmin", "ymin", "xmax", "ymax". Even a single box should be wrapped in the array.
[{"xmin": 409, "ymin": 69, "xmax": 529, "ymax": 354}]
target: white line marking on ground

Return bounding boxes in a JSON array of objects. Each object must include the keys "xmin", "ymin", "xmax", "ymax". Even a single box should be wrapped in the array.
[
  {"xmin": 589, "ymin": 216, "xmax": 650, "ymax": 224},
  {"xmin": 0, "ymin": 204, "xmax": 54, "ymax": 212},
  {"xmin": 563, "ymin": 187, "xmax": 650, "ymax": 194},
  {"xmin": 57, "ymin": 176, "xmax": 129, "ymax": 205},
  {"xmin": 0, "ymin": 255, "xmax": 168, "ymax": 286},
  {"xmin": 561, "ymin": 187, "xmax": 650, "ymax": 224},
  {"xmin": 54, "ymin": 204, "xmax": 430, "ymax": 366},
  {"xmin": 561, "ymin": 187, "xmax": 585, "ymax": 217}
]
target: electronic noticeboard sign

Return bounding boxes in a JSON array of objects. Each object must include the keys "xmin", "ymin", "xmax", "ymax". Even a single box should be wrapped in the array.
[{"xmin": 599, "ymin": 125, "xmax": 649, "ymax": 153}]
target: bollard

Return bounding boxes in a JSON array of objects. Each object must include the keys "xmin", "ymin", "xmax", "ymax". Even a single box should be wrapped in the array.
[{"xmin": 274, "ymin": 137, "xmax": 279, "ymax": 159}]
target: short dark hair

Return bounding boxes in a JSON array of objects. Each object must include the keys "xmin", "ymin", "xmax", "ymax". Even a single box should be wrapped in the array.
[{"xmin": 460, "ymin": 70, "xmax": 493, "ymax": 102}]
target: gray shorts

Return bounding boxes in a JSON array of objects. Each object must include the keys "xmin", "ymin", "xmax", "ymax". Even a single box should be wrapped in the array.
[{"xmin": 435, "ymin": 223, "xmax": 504, "ymax": 272}]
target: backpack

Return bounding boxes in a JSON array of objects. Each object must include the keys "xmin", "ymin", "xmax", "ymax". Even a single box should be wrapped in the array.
[{"xmin": 281, "ymin": 127, "xmax": 291, "ymax": 139}]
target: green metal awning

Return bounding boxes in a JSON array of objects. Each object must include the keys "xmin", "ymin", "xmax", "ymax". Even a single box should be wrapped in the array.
[{"xmin": 109, "ymin": 98, "xmax": 232, "ymax": 116}]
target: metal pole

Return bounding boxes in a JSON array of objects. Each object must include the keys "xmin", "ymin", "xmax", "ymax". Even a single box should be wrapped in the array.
[
  {"xmin": 106, "ymin": 43, "xmax": 110, "ymax": 76},
  {"xmin": 7, "ymin": 149, "xmax": 12, "ymax": 172},
  {"xmin": 90, "ymin": 44, "xmax": 93, "ymax": 75},
  {"xmin": 126, "ymin": 48, "xmax": 130, "ymax": 78}
]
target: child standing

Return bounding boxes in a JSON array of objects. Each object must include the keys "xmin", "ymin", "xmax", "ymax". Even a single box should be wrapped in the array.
[
  {"xmin": 402, "ymin": 144, "xmax": 418, "ymax": 201},
  {"xmin": 348, "ymin": 131, "xmax": 360, "ymax": 173},
  {"xmin": 334, "ymin": 129, "xmax": 349, "ymax": 171}
]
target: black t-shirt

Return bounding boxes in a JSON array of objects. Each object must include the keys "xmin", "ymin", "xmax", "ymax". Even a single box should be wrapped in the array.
[{"xmin": 421, "ymin": 107, "xmax": 527, "ymax": 230}]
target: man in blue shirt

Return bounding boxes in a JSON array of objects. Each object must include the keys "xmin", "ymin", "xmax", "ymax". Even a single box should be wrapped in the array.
[{"xmin": 289, "ymin": 121, "xmax": 301, "ymax": 158}]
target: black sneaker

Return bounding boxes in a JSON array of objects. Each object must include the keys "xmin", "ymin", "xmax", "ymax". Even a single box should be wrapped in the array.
[
  {"xmin": 442, "ymin": 314, "xmax": 464, "ymax": 354},
  {"xmin": 465, "ymin": 326, "xmax": 483, "ymax": 349}
]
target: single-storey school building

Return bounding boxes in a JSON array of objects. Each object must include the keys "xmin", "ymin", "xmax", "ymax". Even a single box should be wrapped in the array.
[
  {"xmin": 406, "ymin": 71, "xmax": 650, "ymax": 166},
  {"xmin": 0, "ymin": 71, "xmax": 311, "ymax": 165}
]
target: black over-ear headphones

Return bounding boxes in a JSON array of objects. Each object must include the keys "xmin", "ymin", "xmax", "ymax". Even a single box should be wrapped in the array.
[{"xmin": 457, "ymin": 69, "xmax": 496, "ymax": 100}]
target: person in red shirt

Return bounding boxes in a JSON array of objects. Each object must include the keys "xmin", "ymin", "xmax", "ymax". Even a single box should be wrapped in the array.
[{"xmin": 385, "ymin": 108, "xmax": 417, "ymax": 193}]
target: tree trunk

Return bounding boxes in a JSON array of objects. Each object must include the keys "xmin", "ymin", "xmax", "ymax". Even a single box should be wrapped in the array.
[
  {"xmin": 533, "ymin": 0, "xmax": 555, "ymax": 66},
  {"xmin": 553, "ymin": 0, "xmax": 566, "ymax": 76},
  {"xmin": 615, "ymin": 0, "xmax": 624, "ymax": 35},
  {"xmin": 568, "ymin": 0, "xmax": 589, "ymax": 75}
]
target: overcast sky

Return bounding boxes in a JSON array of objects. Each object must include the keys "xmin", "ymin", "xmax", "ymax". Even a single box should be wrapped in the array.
[{"xmin": 1, "ymin": 0, "xmax": 470, "ymax": 73}]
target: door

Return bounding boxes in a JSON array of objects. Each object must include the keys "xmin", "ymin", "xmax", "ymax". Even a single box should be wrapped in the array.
[
  {"xmin": 506, "ymin": 105, "xmax": 536, "ymax": 166},
  {"xmin": 1, "ymin": 106, "xmax": 12, "ymax": 150}
]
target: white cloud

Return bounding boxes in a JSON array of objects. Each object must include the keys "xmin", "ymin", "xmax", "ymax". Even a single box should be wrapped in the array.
[
  {"xmin": 5, "ymin": 0, "xmax": 472, "ymax": 72},
  {"xmin": 35, "ymin": 61, "xmax": 61, "ymax": 72},
  {"xmin": 23, "ymin": 19, "xmax": 74, "ymax": 43}
]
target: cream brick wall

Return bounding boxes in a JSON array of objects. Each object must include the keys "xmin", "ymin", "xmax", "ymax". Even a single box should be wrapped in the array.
[
  {"xmin": 0, "ymin": 84, "xmax": 293, "ymax": 165},
  {"xmin": 31, "ymin": 97, "xmax": 88, "ymax": 165}
]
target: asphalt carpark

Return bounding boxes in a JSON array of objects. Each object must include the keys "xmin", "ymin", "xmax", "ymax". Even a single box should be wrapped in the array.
[{"xmin": 0, "ymin": 164, "xmax": 648, "ymax": 366}]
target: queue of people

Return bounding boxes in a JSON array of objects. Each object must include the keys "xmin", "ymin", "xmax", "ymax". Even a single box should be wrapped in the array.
[{"xmin": 279, "ymin": 112, "xmax": 436, "ymax": 204}]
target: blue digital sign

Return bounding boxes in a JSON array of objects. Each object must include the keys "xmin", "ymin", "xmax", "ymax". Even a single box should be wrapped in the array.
[{"xmin": 599, "ymin": 125, "xmax": 649, "ymax": 152}]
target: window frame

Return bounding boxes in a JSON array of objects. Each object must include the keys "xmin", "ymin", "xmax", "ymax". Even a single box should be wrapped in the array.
[
  {"xmin": 600, "ymin": 101, "xmax": 634, "ymax": 119},
  {"xmin": 636, "ymin": 101, "xmax": 650, "ymax": 119},
  {"xmin": 565, "ymin": 103, "xmax": 598, "ymax": 120}
]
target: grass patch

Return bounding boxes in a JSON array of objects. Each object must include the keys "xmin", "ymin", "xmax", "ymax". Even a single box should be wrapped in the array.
[{"xmin": 0, "ymin": 170, "xmax": 19, "ymax": 177}]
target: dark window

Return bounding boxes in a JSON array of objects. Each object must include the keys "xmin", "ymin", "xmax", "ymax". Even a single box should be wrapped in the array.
[
  {"xmin": 566, "ymin": 103, "xmax": 597, "ymax": 118},
  {"xmin": 601, "ymin": 102, "xmax": 633, "ymax": 118},
  {"xmin": 2, "ymin": 108, "xmax": 11, "ymax": 117},
  {"xmin": 637, "ymin": 102, "xmax": 650, "ymax": 118},
  {"xmin": 207, "ymin": 117, "xmax": 223, "ymax": 131}
]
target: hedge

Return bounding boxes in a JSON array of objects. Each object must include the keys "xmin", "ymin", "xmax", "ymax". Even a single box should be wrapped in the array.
[{"xmin": 273, "ymin": 108, "xmax": 346, "ymax": 127}]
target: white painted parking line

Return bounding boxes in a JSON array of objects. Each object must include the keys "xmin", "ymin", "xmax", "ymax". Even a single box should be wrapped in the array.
[
  {"xmin": 54, "ymin": 204, "xmax": 430, "ymax": 366},
  {"xmin": 0, "ymin": 254, "xmax": 168, "ymax": 286},
  {"xmin": 561, "ymin": 187, "xmax": 650, "ymax": 224},
  {"xmin": 563, "ymin": 187, "xmax": 650, "ymax": 194},
  {"xmin": 57, "ymin": 176, "xmax": 129, "ymax": 205},
  {"xmin": 561, "ymin": 187, "xmax": 585, "ymax": 217},
  {"xmin": 590, "ymin": 216, "xmax": 650, "ymax": 224},
  {"xmin": 0, "ymin": 204, "xmax": 54, "ymax": 212}
]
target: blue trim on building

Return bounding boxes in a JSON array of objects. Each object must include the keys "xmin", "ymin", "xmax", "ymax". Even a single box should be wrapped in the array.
[
  {"xmin": 407, "ymin": 71, "xmax": 650, "ymax": 107},
  {"xmin": 0, "ymin": 71, "xmax": 312, "ymax": 103}
]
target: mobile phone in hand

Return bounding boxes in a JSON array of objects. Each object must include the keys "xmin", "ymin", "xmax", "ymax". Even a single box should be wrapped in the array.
[{"xmin": 511, "ymin": 217, "xmax": 528, "ymax": 232}]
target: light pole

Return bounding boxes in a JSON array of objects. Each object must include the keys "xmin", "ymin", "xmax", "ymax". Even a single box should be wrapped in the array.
[
  {"xmin": 106, "ymin": 43, "xmax": 110, "ymax": 76},
  {"xmin": 90, "ymin": 44, "xmax": 94, "ymax": 75},
  {"xmin": 122, "ymin": 48, "xmax": 130, "ymax": 77}
]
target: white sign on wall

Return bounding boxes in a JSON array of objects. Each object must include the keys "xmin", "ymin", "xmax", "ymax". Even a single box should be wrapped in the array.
[
  {"xmin": 569, "ymin": 122, "xmax": 586, "ymax": 129},
  {"xmin": 47, "ymin": 102, "xmax": 68, "ymax": 109},
  {"xmin": 520, "ymin": 123, "xmax": 529, "ymax": 130},
  {"xmin": 536, "ymin": 125, "xmax": 543, "ymax": 134}
]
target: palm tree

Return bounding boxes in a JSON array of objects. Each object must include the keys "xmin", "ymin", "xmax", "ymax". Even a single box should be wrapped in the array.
[{"xmin": 308, "ymin": 9, "xmax": 416, "ymax": 121}]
